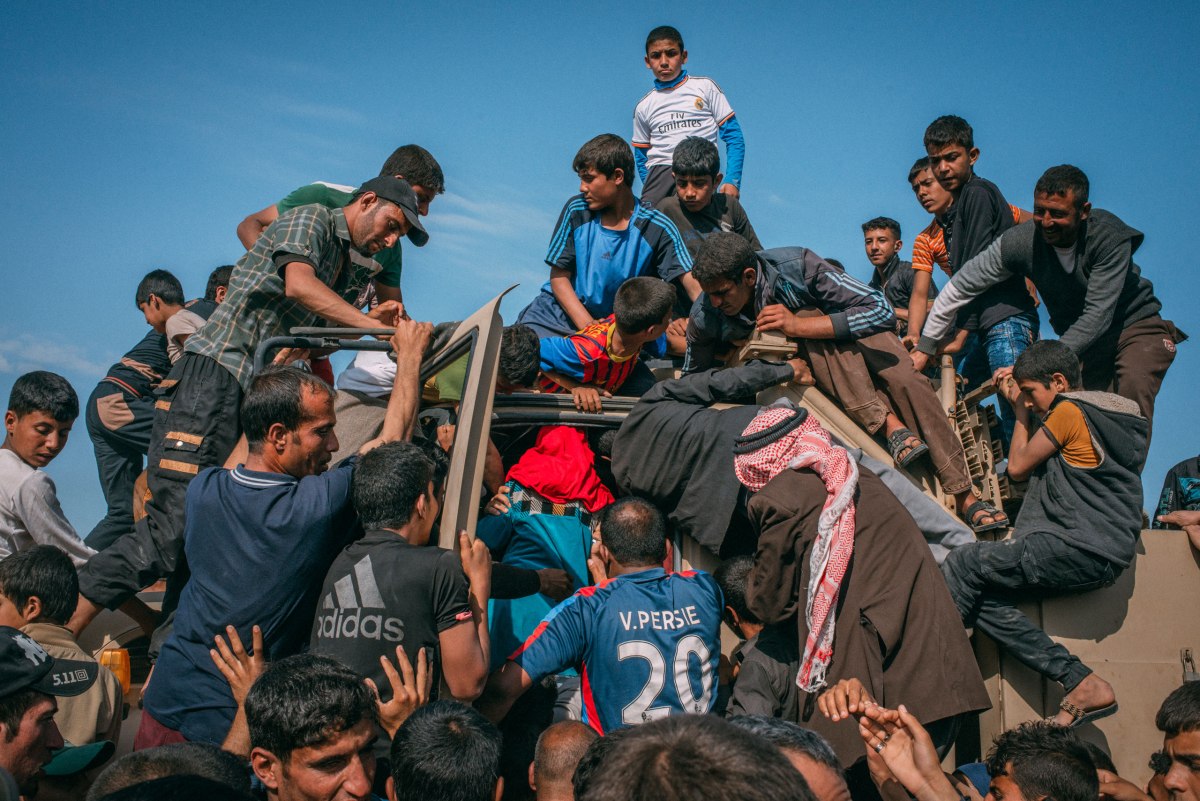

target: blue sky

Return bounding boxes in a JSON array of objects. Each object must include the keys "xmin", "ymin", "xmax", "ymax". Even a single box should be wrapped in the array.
[{"xmin": 2, "ymin": 2, "xmax": 1198, "ymax": 529}]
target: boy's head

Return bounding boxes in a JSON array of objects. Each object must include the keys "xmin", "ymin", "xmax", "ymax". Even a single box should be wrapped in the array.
[
  {"xmin": 672, "ymin": 137, "xmax": 722, "ymax": 212},
  {"xmin": 1033, "ymin": 165, "xmax": 1092, "ymax": 249},
  {"xmin": 595, "ymin": 497, "xmax": 667, "ymax": 570},
  {"xmin": 693, "ymin": 232, "xmax": 759, "ymax": 318},
  {"xmin": 379, "ymin": 144, "xmax": 445, "ymax": 216},
  {"xmin": 205, "ymin": 265, "xmax": 235, "ymax": 305},
  {"xmin": 644, "ymin": 26, "xmax": 686, "ymax": 84},
  {"xmin": 861, "ymin": 217, "xmax": 902, "ymax": 268},
  {"xmin": 4, "ymin": 371, "xmax": 78, "ymax": 469},
  {"xmin": 388, "ymin": 701, "xmax": 503, "ymax": 801},
  {"xmin": 135, "ymin": 269, "xmax": 185, "ymax": 333},
  {"xmin": 612, "ymin": 277, "xmax": 675, "ymax": 342},
  {"xmin": 0, "ymin": 546, "xmax": 79, "ymax": 627},
  {"xmin": 909, "ymin": 156, "xmax": 954, "ymax": 216},
  {"xmin": 351, "ymin": 441, "xmax": 441, "ymax": 545},
  {"xmin": 984, "ymin": 722, "xmax": 1097, "ymax": 801},
  {"xmin": 497, "ymin": 324, "xmax": 541, "ymax": 393},
  {"xmin": 1012, "ymin": 340, "xmax": 1082, "ymax": 416},
  {"xmin": 1155, "ymin": 682, "xmax": 1200, "ymax": 801},
  {"xmin": 924, "ymin": 115, "xmax": 979, "ymax": 194},
  {"xmin": 713, "ymin": 556, "xmax": 761, "ymax": 639},
  {"xmin": 573, "ymin": 135, "xmax": 635, "ymax": 211}
]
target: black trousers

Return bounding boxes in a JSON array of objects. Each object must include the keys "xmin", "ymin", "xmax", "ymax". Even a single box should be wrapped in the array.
[
  {"xmin": 639, "ymin": 164, "xmax": 676, "ymax": 208},
  {"xmin": 84, "ymin": 383, "xmax": 156, "ymax": 551},
  {"xmin": 78, "ymin": 353, "xmax": 243, "ymax": 615},
  {"xmin": 940, "ymin": 532, "xmax": 1120, "ymax": 691}
]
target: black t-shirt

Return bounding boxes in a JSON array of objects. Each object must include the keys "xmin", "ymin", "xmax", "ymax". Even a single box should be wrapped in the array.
[
  {"xmin": 309, "ymin": 530, "xmax": 471, "ymax": 702},
  {"xmin": 105, "ymin": 329, "xmax": 172, "ymax": 397},
  {"xmin": 656, "ymin": 193, "xmax": 763, "ymax": 260}
]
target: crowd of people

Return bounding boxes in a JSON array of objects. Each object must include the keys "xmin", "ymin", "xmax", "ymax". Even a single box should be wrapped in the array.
[{"xmin": 1, "ymin": 22, "xmax": 1197, "ymax": 801}]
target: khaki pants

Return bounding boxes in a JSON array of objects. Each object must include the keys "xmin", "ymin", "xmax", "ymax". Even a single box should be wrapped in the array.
[{"xmin": 801, "ymin": 332, "xmax": 972, "ymax": 496}]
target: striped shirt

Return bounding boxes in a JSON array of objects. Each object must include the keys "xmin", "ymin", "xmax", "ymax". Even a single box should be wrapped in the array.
[
  {"xmin": 912, "ymin": 204, "xmax": 1023, "ymax": 276},
  {"xmin": 538, "ymin": 316, "xmax": 638, "ymax": 394},
  {"xmin": 186, "ymin": 204, "xmax": 378, "ymax": 390}
]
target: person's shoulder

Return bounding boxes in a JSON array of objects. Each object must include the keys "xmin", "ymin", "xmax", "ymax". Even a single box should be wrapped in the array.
[
  {"xmin": 279, "ymin": 181, "xmax": 354, "ymax": 210},
  {"xmin": 655, "ymin": 194, "xmax": 684, "ymax": 216},
  {"xmin": 636, "ymin": 204, "xmax": 685, "ymax": 238},
  {"xmin": 688, "ymin": 75, "xmax": 727, "ymax": 94},
  {"xmin": 557, "ymin": 194, "xmax": 595, "ymax": 225},
  {"xmin": 1084, "ymin": 209, "xmax": 1144, "ymax": 251},
  {"xmin": 961, "ymin": 175, "xmax": 1007, "ymax": 206}
]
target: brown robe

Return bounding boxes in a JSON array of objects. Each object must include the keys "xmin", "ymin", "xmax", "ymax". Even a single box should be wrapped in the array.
[{"xmin": 746, "ymin": 467, "xmax": 991, "ymax": 767}]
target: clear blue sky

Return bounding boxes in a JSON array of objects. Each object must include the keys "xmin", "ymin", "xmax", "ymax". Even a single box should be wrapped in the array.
[{"xmin": 2, "ymin": 2, "xmax": 1197, "ymax": 529}]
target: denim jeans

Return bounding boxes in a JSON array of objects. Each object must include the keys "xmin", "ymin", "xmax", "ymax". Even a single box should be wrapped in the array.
[
  {"xmin": 955, "ymin": 310, "xmax": 1039, "ymax": 443},
  {"xmin": 940, "ymin": 533, "xmax": 1120, "ymax": 690}
]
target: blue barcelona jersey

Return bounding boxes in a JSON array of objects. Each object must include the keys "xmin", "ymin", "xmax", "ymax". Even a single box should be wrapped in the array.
[{"xmin": 511, "ymin": 567, "xmax": 722, "ymax": 734}]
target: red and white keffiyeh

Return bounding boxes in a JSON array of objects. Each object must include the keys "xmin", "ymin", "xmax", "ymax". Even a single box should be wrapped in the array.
[{"xmin": 734, "ymin": 405, "xmax": 858, "ymax": 693}]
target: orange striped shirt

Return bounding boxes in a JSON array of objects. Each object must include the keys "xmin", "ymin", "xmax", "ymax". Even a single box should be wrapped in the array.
[{"xmin": 911, "ymin": 204, "xmax": 1024, "ymax": 276}]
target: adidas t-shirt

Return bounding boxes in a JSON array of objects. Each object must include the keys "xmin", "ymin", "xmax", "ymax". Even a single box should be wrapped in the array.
[
  {"xmin": 632, "ymin": 76, "xmax": 735, "ymax": 169},
  {"xmin": 512, "ymin": 567, "xmax": 722, "ymax": 734},
  {"xmin": 309, "ymin": 531, "xmax": 472, "ymax": 703}
]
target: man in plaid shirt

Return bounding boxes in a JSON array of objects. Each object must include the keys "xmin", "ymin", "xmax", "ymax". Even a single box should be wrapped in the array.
[{"xmin": 71, "ymin": 176, "xmax": 427, "ymax": 639}]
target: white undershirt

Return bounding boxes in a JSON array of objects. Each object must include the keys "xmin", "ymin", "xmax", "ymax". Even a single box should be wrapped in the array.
[{"xmin": 1053, "ymin": 245, "xmax": 1076, "ymax": 274}]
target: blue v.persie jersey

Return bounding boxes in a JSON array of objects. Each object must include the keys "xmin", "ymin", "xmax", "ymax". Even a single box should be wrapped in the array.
[{"xmin": 511, "ymin": 567, "xmax": 722, "ymax": 734}]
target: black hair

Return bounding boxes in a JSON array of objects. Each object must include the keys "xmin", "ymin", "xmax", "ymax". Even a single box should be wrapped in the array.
[
  {"xmin": 86, "ymin": 743, "xmax": 250, "ymax": 800},
  {"xmin": 613, "ymin": 277, "xmax": 675, "ymax": 334},
  {"xmin": 908, "ymin": 156, "xmax": 932, "ymax": 183},
  {"xmin": 245, "ymin": 654, "xmax": 376, "ymax": 763},
  {"xmin": 984, "ymin": 724, "xmax": 1099, "ymax": 801},
  {"xmin": 726, "ymin": 716, "xmax": 840, "ymax": 772},
  {"xmin": 389, "ymin": 700, "xmax": 502, "ymax": 801},
  {"xmin": 672, "ymin": 136, "xmax": 720, "ymax": 179},
  {"xmin": 92, "ymin": 775, "xmax": 255, "ymax": 801},
  {"xmin": 534, "ymin": 721, "xmax": 598, "ymax": 788},
  {"xmin": 240, "ymin": 366, "xmax": 334, "ymax": 451},
  {"xmin": 575, "ymin": 715, "xmax": 814, "ymax": 801},
  {"xmin": 713, "ymin": 556, "xmax": 759, "ymax": 625},
  {"xmin": 1012, "ymin": 340, "xmax": 1082, "ymax": 389},
  {"xmin": 1081, "ymin": 741, "xmax": 1117, "ymax": 774},
  {"xmin": 1156, "ymin": 681, "xmax": 1200, "ymax": 737},
  {"xmin": 924, "ymin": 115, "xmax": 975, "ymax": 152},
  {"xmin": 380, "ymin": 144, "xmax": 445, "ymax": 195},
  {"xmin": 824, "ymin": 258, "xmax": 844, "ymax": 270},
  {"xmin": 1036, "ymin": 165, "xmax": 1090, "ymax": 207},
  {"xmin": 645, "ymin": 25, "xmax": 684, "ymax": 52},
  {"xmin": 352, "ymin": 442, "xmax": 434, "ymax": 531},
  {"xmin": 423, "ymin": 440, "xmax": 451, "ymax": 496},
  {"xmin": 205, "ymin": 265, "xmax": 234, "ymax": 302},
  {"xmin": 985, "ymin": 722, "xmax": 1097, "ymax": 801},
  {"xmin": 499, "ymin": 325, "xmax": 541, "ymax": 388},
  {"xmin": 862, "ymin": 216, "xmax": 901, "ymax": 239},
  {"xmin": 135, "ymin": 269, "xmax": 185, "ymax": 307},
  {"xmin": 692, "ymin": 232, "xmax": 758, "ymax": 285},
  {"xmin": 0, "ymin": 546, "xmax": 78, "ymax": 625},
  {"xmin": 573, "ymin": 134, "xmax": 635, "ymax": 183},
  {"xmin": 7, "ymin": 371, "xmax": 79, "ymax": 422},
  {"xmin": 595, "ymin": 429, "xmax": 618, "ymax": 459},
  {"xmin": 573, "ymin": 728, "xmax": 632, "ymax": 799},
  {"xmin": 597, "ymin": 497, "xmax": 667, "ymax": 567},
  {"xmin": 0, "ymin": 689, "xmax": 44, "ymax": 744}
]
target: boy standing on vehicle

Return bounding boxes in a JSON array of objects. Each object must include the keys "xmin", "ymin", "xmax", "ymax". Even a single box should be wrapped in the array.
[
  {"xmin": 477, "ymin": 498, "xmax": 723, "ymax": 734},
  {"xmin": 632, "ymin": 26, "xmax": 745, "ymax": 208},
  {"xmin": 941, "ymin": 341, "xmax": 1148, "ymax": 728},
  {"xmin": 913, "ymin": 116, "xmax": 1038, "ymax": 440},
  {"xmin": 539, "ymin": 277, "xmax": 676, "ymax": 409},
  {"xmin": 862, "ymin": 217, "xmax": 936, "ymax": 339},
  {"xmin": 84, "ymin": 270, "xmax": 185, "ymax": 551},
  {"xmin": 517, "ymin": 134, "xmax": 700, "ymax": 339},
  {"xmin": 655, "ymin": 137, "xmax": 761, "ymax": 260}
]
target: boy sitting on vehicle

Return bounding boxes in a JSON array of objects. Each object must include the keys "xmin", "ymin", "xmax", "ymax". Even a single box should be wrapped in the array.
[
  {"xmin": 655, "ymin": 137, "xmax": 761, "ymax": 260},
  {"xmin": 516, "ymin": 134, "xmax": 700, "ymax": 339},
  {"xmin": 941, "ymin": 340, "xmax": 1149, "ymax": 728},
  {"xmin": 539, "ymin": 277, "xmax": 676, "ymax": 410},
  {"xmin": 0, "ymin": 545, "xmax": 124, "ymax": 746}
]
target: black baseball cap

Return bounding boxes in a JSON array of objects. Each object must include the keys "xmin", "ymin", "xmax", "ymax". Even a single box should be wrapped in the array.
[
  {"xmin": 353, "ymin": 176, "xmax": 429, "ymax": 247},
  {"xmin": 0, "ymin": 626, "xmax": 97, "ymax": 698}
]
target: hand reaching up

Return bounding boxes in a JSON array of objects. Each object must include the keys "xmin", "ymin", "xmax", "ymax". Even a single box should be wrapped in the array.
[
  {"xmin": 366, "ymin": 646, "xmax": 432, "ymax": 739},
  {"xmin": 210, "ymin": 625, "xmax": 265, "ymax": 705}
]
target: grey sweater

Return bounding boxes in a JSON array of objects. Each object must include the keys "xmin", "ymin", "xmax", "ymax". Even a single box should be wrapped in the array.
[
  {"xmin": 0, "ymin": 449, "xmax": 95, "ymax": 567},
  {"xmin": 918, "ymin": 211, "xmax": 1165, "ymax": 357}
]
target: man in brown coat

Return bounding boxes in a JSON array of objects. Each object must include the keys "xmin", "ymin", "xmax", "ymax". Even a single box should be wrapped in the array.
[{"xmin": 735, "ymin": 405, "xmax": 990, "ymax": 767}]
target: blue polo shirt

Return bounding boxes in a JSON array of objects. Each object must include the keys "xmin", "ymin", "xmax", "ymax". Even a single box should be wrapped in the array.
[
  {"xmin": 144, "ymin": 460, "xmax": 357, "ymax": 744},
  {"xmin": 511, "ymin": 567, "xmax": 722, "ymax": 734}
]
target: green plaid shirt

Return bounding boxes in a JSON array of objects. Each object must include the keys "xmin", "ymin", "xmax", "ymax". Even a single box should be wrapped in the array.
[{"xmin": 186, "ymin": 204, "xmax": 379, "ymax": 390}]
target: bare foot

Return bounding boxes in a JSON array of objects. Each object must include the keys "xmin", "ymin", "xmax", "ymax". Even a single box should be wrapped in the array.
[{"xmin": 1052, "ymin": 673, "xmax": 1116, "ymax": 726}]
